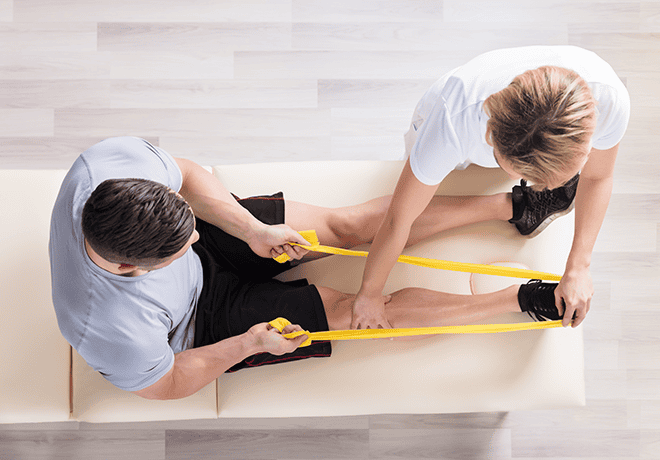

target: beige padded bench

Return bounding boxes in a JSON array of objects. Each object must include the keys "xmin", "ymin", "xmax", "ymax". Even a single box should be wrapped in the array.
[{"xmin": 1, "ymin": 161, "xmax": 584, "ymax": 424}]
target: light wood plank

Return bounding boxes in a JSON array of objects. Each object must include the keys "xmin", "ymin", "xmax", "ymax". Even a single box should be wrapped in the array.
[
  {"xmin": 641, "ymin": 430, "xmax": 660, "ymax": 459},
  {"xmin": 639, "ymin": 401, "xmax": 660, "ymax": 429},
  {"xmin": 235, "ymin": 51, "xmax": 469, "ymax": 79},
  {"xmin": 585, "ymin": 47, "xmax": 660, "ymax": 73},
  {"xmin": 165, "ymin": 430, "xmax": 369, "ymax": 459},
  {"xmin": 160, "ymin": 136, "xmax": 331, "ymax": 166},
  {"xmin": 585, "ymin": 370, "xmax": 628, "ymax": 400},
  {"xmin": 640, "ymin": 2, "xmax": 660, "ymax": 32},
  {"xmin": 584, "ymin": 339, "xmax": 624, "ymax": 370},
  {"xmin": 613, "ymin": 163, "xmax": 660, "ymax": 194},
  {"xmin": 109, "ymin": 80, "xmax": 317, "ymax": 109},
  {"xmin": 0, "ymin": 23, "xmax": 97, "ymax": 51},
  {"xmin": 622, "ymin": 311, "xmax": 660, "ymax": 342},
  {"xmin": 331, "ymin": 107, "xmax": 412, "ymax": 136},
  {"xmin": 0, "ymin": 137, "xmax": 156, "ymax": 169},
  {"xmin": 623, "ymin": 341, "xmax": 660, "ymax": 370},
  {"xmin": 293, "ymin": 22, "xmax": 568, "ymax": 51},
  {"xmin": 626, "ymin": 75, "xmax": 660, "ymax": 108},
  {"xmin": 0, "ymin": 430, "xmax": 165, "ymax": 460},
  {"xmin": 506, "ymin": 400, "xmax": 632, "ymax": 431},
  {"xmin": 0, "ymin": 0, "xmax": 10, "ymax": 22},
  {"xmin": 319, "ymin": 80, "xmax": 434, "ymax": 109},
  {"xmin": 106, "ymin": 52, "xmax": 234, "ymax": 80},
  {"xmin": 54, "ymin": 108, "xmax": 331, "ymax": 138},
  {"xmin": 581, "ymin": 309, "xmax": 622, "ymax": 341},
  {"xmin": 591, "ymin": 252, "xmax": 659, "ymax": 282},
  {"xmin": 0, "ymin": 52, "xmax": 110, "ymax": 79},
  {"xmin": 292, "ymin": 0, "xmax": 442, "ymax": 23},
  {"xmin": 628, "ymin": 370, "xmax": 660, "ymax": 400},
  {"xmin": 594, "ymin": 220, "xmax": 658, "ymax": 253},
  {"xmin": 0, "ymin": 109, "xmax": 54, "ymax": 137},
  {"xmin": 618, "ymin": 135, "xmax": 660, "ymax": 164},
  {"xmin": 97, "ymin": 23, "xmax": 292, "ymax": 53},
  {"xmin": 444, "ymin": 0, "xmax": 642, "ymax": 24},
  {"xmin": 369, "ymin": 428, "xmax": 512, "ymax": 459},
  {"xmin": 511, "ymin": 428, "xmax": 640, "ymax": 457},
  {"xmin": 606, "ymin": 193, "xmax": 660, "ymax": 223},
  {"xmin": 13, "ymin": 0, "xmax": 293, "ymax": 23},
  {"xmin": 0, "ymin": 80, "xmax": 111, "ymax": 108},
  {"xmin": 611, "ymin": 281, "xmax": 660, "ymax": 311},
  {"xmin": 569, "ymin": 33, "xmax": 660, "ymax": 54},
  {"xmin": 369, "ymin": 412, "xmax": 510, "ymax": 430},
  {"xmin": 331, "ymin": 135, "xmax": 404, "ymax": 160}
]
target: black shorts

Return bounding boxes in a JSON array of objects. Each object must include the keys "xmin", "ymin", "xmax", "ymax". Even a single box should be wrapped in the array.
[{"xmin": 192, "ymin": 192, "xmax": 331, "ymax": 372}]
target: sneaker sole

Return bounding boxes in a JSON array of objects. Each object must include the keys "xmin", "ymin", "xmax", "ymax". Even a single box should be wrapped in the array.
[{"xmin": 523, "ymin": 199, "xmax": 576, "ymax": 239}]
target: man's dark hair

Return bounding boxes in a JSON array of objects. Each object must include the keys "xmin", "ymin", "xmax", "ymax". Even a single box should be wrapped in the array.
[{"xmin": 82, "ymin": 178, "xmax": 196, "ymax": 266}]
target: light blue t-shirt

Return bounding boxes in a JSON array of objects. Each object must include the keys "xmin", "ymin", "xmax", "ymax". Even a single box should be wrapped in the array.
[
  {"xmin": 49, "ymin": 137, "xmax": 204, "ymax": 392},
  {"xmin": 409, "ymin": 46, "xmax": 631, "ymax": 185}
]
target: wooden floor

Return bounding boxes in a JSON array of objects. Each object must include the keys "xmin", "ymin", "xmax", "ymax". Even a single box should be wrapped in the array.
[{"xmin": 1, "ymin": 0, "xmax": 659, "ymax": 458}]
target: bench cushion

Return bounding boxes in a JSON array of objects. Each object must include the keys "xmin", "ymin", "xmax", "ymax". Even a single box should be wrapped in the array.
[
  {"xmin": 1, "ymin": 170, "xmax": 71, "ymax": 423},
  {"xmin": 1, "ymin": 162, "xmax": 583, "ymax": 422},
  {"xmin": 212, "ymin": 161, "xmax": 584, "ymax": 417}
]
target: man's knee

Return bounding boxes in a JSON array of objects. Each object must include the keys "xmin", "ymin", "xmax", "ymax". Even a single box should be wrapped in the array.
[
  {"xmin": 317, "ymin": 286, "xmax": 353, "ymax": 330},
  {"xmin": 328, "ymin": 197, "xmax": 390, "ymax": 247}
]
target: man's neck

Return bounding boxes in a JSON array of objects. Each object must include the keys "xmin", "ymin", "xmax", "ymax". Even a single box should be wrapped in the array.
[{"xmin": 83, "ymin": 239, "xmax": 149, "ymax": 277}]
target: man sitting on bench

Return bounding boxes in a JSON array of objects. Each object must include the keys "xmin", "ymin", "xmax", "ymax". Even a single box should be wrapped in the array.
[{"xmin": 50, "ymin": 136, "xmax": 562, "ymax": 400}]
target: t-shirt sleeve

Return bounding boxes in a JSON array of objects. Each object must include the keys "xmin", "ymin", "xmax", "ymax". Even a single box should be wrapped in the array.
[
  {"xmin": 591, "ymin": 83, "xmax": 631, "ymax": 151},
  {"xmin": 409, "ymin": 102, "xmax": 463, "ymax": 186},
  {"xmin": 79, "ymin": 316, "xmax": 176, "ymax": 392},
  {"xmin": 104, "ymin": 345, "xmax": 174, "ymax": 392}
]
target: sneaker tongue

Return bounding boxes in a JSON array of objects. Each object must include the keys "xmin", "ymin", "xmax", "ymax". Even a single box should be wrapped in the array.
[{"xmin": 510, "ymin": 187, "xmax": 525, "ymax": 221}]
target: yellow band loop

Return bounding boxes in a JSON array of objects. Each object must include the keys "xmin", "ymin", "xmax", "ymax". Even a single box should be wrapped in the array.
[
  {"xmin": 269, "ymin": 318, "xmax": 563, "ymax": 348},
  {"xmin": 274, "ymin": 230, "xmax": 561, "ymax": 281}
]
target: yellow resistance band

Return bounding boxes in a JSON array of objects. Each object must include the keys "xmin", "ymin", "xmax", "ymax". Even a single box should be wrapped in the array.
[
  {"xmin": 269, "ymin": 317, "xmax": 564, "ymax": 347},
  {"xmin": 270, "ymin": 230, "xmax": 565, "ymax": 347},
  {"xmin": 274, "ymin": 230, "xmax": 562, "ymax": 281}
]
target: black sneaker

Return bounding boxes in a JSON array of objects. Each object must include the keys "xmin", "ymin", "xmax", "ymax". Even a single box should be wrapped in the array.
[
  {"xmin": 517, "ymin": 280, "xmax": 563, "ymax": 321},
  {"xmin": 509, "ymin": 173, "xmax": 579, "ymax": 238}
]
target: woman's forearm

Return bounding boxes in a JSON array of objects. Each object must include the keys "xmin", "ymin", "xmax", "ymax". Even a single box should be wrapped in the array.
[
  {"xmin": 566, "ymin": 143, "xmax": 619, "ymax": 272},
  {"xmin": 359, "ymin": 212, "xmax": 412, "ymax": 298},
  {"xmin": 358, "ymin": 160, "xmax": 440, "ymax": 299},
  {"xmin": 566, "ymin": 174, "xmax": 613, "ymax": 271}
]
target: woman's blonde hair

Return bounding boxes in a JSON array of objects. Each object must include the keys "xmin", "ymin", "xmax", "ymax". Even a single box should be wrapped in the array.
[{"xmin": 484, "ymin": 66, "xmax": 596, "ymax": 188}]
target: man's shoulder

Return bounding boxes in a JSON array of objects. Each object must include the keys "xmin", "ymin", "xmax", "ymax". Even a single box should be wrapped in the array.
[
  {"xmin": 73, "ymin": 300, "xmax": 176, "ymax": 392},
  {"xmin": 77, "ymin": 137, "xmax": 182, "ymax": 192}
]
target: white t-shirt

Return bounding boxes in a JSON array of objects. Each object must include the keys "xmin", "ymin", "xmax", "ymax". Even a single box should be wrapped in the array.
[
  {"xmin": 408, "ymin": 46, "xmax": 631, "ymax": 186},
  {"xmin": 49, "ymin": 137, "xmax": 204, "ymax": 391}
]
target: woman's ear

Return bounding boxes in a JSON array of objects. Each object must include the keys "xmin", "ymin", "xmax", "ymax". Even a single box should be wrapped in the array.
[{"xmin": 484, "ymin": 125, "xmax": 493, "ymax": 147}]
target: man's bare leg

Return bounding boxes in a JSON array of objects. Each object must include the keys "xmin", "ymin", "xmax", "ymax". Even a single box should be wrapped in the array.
[
  {"xmin": 285, "ymin": 193, "xmax": 512, "ymax": 259},
  {"xmin": 317, "ymin": 284, "xmax": 520, "ymax": 332}
]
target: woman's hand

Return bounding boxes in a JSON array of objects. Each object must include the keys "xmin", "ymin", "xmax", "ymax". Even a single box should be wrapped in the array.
[
  {"xmin": 555, "ymin": 265, "xmax": 593, "ymax": 327},
  {"xmin": 350, "ymin": 293, "xmax": 393, "ymax": 329}
]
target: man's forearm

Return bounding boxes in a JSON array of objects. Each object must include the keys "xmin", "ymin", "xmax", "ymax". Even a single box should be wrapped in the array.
[
  {"xmin": 169, "ymin": 334, "xmax": 257, "ymax": 399},
  {"xmin": 175, "ymin": 157, "xmax": 264, "ymax": 244},
  {"xmin": 137, "ymin": 333, "xmax": 258, "ymax": 401}
]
